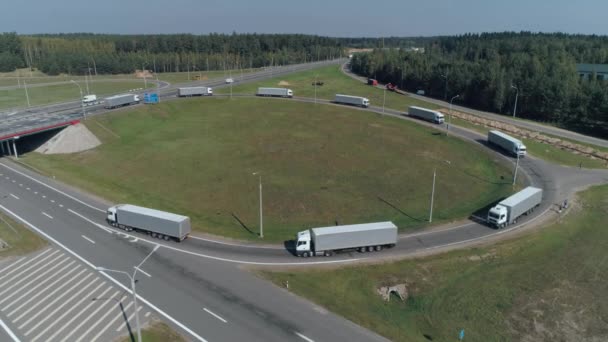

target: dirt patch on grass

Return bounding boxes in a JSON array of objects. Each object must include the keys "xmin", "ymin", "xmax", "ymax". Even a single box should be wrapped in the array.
[{"xmin": 278, "ymin": 80, "xmax": 290, "ymax": 86}]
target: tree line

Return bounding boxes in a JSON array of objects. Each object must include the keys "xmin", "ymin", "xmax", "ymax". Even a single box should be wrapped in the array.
[
  {"xmin": 350, "ymin": 32, "xmax": 608, "ymax": 137},
  {"xmin": 0, "ymin": 32, "xmax": 354, "ymax": 75}
]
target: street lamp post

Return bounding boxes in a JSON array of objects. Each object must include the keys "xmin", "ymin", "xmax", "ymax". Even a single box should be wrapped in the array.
[
  {"xmin": 511, "ymin": 85, "xmax": 519, "ymax": 118},
  {"xmin": 252, "ymin": 172, "xmax": 263, "ymax": 238},
  {"xmin": 23, "ymin": 80, "xmax": 31, "ymax": 107},
  {"xmin": 382, "ymin": 87, "xmax": 386, "ymax": 114},
  {"xmin": 429, "ymin": 167, "xmax": 436, "ymax": 223},
  {"xmin": 513, "ymin": 153, "xmax": 520, "ymax": 186},
  {"xmin": 96, "ymin": 244, "xmax": 159, "ymax": 342},
  {"xmin": 441, "ymin": 70, "xmax": 449, "ymax": 101},
  {"xmin": 70, "ymin": 80, "xmax": 86, "ymax": 119},
  {"xmin": 447, "ymin": 94, "xmax": 460, "ymax": 136},
  {"xmin": 314, "ymin": 74, "xmax": 317, "ymax": 104}
]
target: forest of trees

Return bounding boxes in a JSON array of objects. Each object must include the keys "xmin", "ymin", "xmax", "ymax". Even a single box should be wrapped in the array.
[
  {"xmin": 0, "ymin": 32, "xmax": 353, "ymax": 75},
  {"xmin": 350, "ymin": 32, "xmax": 608, "ymax": 137}
]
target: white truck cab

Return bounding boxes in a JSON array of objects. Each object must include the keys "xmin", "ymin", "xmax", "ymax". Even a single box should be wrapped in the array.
[
  {"xmin": 107, "ymin": 206, "xmax": 118, "ymax": 225},
  {"xmin": 435, "ymin": 112, "xmax": 445, "ymax": 124},
  {"xmin": 287, "ymin": 89, "xmax": 293, "ymax": 97},
  {"xmin": 295, "ymin": 230, "xmax": 312, "ymax": 254},
  {"xmin": 362, "ymin": 98, "xmax": 370, "ymax": 107},
  {"xmin": 487, "ymin": 205, "xmax": 508, "ymax": 228},
  {"xmin": 82, "ymin": 94, "xmax": 97, "ymax": 105}
]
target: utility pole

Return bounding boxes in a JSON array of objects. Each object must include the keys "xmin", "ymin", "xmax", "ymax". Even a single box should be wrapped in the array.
[
  {"xmin": 23, "ymin": 80, "xmax": 30, "ymax": 107},
  {"xmin": 429, "ymin": 168, "xmax": 436, "ymax": 223},
  {"xmin": 511, "ymin": 85, "xmax": 519, "ymax": 118},
  {"xmin": 441, "ymin": 69, "xmax": 449, "ymax": 101},
  {"xmin": 252, "ymin": 172, "xmax": 263, "ymax": 238},
  {"xmin": 142, "ymin": 64, "xmax": 147, "ymax": 88},
  {"xmin": 513, "ymin": 153, "xmax": 520, "ymax": 185},
  {"xmin": 448, "ymin": 94, "xmax": 460, "ymax": 136}
]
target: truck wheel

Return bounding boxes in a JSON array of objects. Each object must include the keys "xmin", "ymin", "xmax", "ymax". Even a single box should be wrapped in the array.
[
  {"xmin": 303, "ymin": 252, "xmax": 310, "ymax": 258},
  {"xmin": 375, "ymin": 246, "xmax": 382, "ymax": 251},
  {"xmin": 359, "ymin": 247, "xmax": 366, "ymax": 253},
  {"xmin": 324, "ymin": 251, "xmax": 333, "ymax": 257},
  {"xmin": 367, "ymin": 246, "xmax": 374, "ymax": 252},
  {"xmin": 163, "ymin": 235, "xmax": 170, "ymax": 241},
  {"xmin": 152, "ymin": 233, "xmax": 157, "ymax": 238}
]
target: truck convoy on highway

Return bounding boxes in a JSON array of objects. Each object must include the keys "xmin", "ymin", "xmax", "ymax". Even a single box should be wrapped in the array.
[
  {"xmin": 104, "ymin": 94, "xmax": 140, "ymax": 109},
  {"xmin": 408, "ymin": 106, "xmax": 445, "ymax": 124},
  {"xmin": 487, "ymin": 186, "xmax": 543, "ymax": 228},
  {"xmin": 488, "ymin": 130, "xmax": 527, "ymax": 157},
  {"xmin": 256, "ymin": 87, "xmax": 293, "ymax": 98},
  {"xmin": 106, "ymin": 204, "xmax": 191, "ymax": 242},
  {"xmin": 334, "ymin": 94, "xmax": 370, "ymax": 108},
  {"xmin": 295, "ymin": 221, "xmax": 398, "ymax": 257},
  {"xmin": 178, "ymin": 87, "xmax": 213, "ymax": 97}
]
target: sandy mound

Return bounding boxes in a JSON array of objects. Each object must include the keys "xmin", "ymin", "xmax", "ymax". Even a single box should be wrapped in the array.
[
  {"xmin": 278, "ymin": 80, "xmax": 290, "ymax": 86},
  {"xmin": 36, "ymin": 123, "xmax": 101, "ymax": 154},
  {"xmin": 134, "ymin": 69, "xmax": 154, "ymax": 78}
]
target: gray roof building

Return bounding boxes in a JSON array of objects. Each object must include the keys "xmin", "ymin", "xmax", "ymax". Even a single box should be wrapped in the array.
[{"xmin": 576, "ymin": 63, "xmax": 608, "ymax": 80}]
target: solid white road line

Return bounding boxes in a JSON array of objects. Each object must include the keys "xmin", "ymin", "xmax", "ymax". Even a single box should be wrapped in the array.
[
  {"xmin": 0, "ymin": 250, "xmax": 60, "ymax": 289},
  {"xmin": 7, "ymin": 268, "xmax": 85, "ymax": 317},
  {"xmin": 0, "ymin": 258, "xmax": 72, "ymax": 306},
  {"xmin": 203, "ymin": 308, "xmax": 227, "ymax": 323},
  {"xmin": 0, "ymin": 249, "xmax": 52, "ymax": 281},
  {"xmin": 60, "ymin": 290, "xmax": 121, "ymax": 342},
  {"xmin": 0, "ymin": 257, "xmax": 24, "ymax": 274},
  {"xmin": 0, "ymin": 318, "xmax": 20, "ymax": 342},
  {"xmin": 295, "ymin": 332, "xmax": 315, "ymax": 342},
  {"xmin": 9, "ymin": 193, "xmax": 19, "ymax": 200},
  {"xmin": 42, "ymin": 212, "xmax": 53, "ymax": 219},
  {"xmin": 90, "ymin": 301, "xmax": 134, "ymax": 342},
  {"xmin": 0, "ymin": 204, "xmax": 208, "ymax": 342},
  {"xmin": 37, "ymin": 286, "xmax": 113, "ymax": 342},
  {"xmin": 189, "ymin": 235, "xmax": 282, "ymax": 249},
  {"xmin": 81, "ymin": 235, "xmax": 96, "ymax": 244},
  {"xmin": 134, "ymin": 266, "xmax": 151, "ymax": 278},
  {"xmin": 0, "ymin": 162, "xmax": 106, "ymax": 212},
  {"xmin": 15, "ymin": 274, "xmax": 95, "ymax": 324},
  {"xmin": 68, "ymin": 209, "xmax": 113, "ymax": 233},
  {"xmin": 115, "ymin": 307, "xmax": 143, "ymax": 332}
]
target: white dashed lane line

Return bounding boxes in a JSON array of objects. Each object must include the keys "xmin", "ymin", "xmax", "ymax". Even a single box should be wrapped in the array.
[
  {"xmin": 9, "ymin": 193, "xmax": 19, "ymax": 200},
  {"xmin": 134, "ymin": 266, "xmax": 151, "ymax": 278},
  {"xmin": 81, "ymin": 235, "xmax": 95, "ymax": 244},
  {"xmin": 203, "ymin": 308, "xmax": 227, "ymax": 323},
  {"xmin": 295, "ymin": 332, "xmax": 315, "ymax": 342},
  {"xmin": 42, "ymin": 212, "xmax": 53, "ymax": 219}
]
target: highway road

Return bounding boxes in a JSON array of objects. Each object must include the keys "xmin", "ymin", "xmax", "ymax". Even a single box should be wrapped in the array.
[
  {"xmin": 1, "ymin": 61, "xmax": 607, "ymax": 341},
  {"xmin": 341, "ymin": 62, "xmax": 608, "ymax": 148}
]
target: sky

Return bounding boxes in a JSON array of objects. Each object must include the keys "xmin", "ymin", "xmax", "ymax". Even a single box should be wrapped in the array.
[{"xmin": 4, "ymin": 0, "xmax": 607, "ymax": 37}]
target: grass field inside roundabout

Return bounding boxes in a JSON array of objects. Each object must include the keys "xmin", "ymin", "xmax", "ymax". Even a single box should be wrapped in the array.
[{"xmin": 22, "ymin": 97, "xmax": 518, "ymax": 242}]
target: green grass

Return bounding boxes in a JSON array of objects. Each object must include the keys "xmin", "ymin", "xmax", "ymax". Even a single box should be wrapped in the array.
[
  {"xmin": 216, "ymin": 64, "xmax": 439, "ymax": 111},
  {"xmin": 119, "ymin": 322, "xmax": 186, "ymax": 342},
  {"xmin": 21, "ymin": 97, "xmax": 516, "ymax": 242},
  {"xmin": 0, "ymin": 81, "xmax": 152, "ymax": 110},
  {"xmin": 0, "ymin": 212, "xmax": 47, "ymax": 257},
  {"xmin": 262, "ymin": 184, "xmax": 608, "ymax": 342}
]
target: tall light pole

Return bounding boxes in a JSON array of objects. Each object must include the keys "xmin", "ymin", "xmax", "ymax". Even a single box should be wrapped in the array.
[
  {"xmin": 96, "ymin": 244, "xmax": 159, "ymax": 342},
  {"xmin": 252, "ymin": 172, "xmax": 263, "ymax": 238},
  {"xmin": 447, "ymin": 94, "xmax": 460, "ymax": 136},
  {"xmin": 70, "ymin": 80, "xmax": 86, "ymax": 119},
  {"xmin": 23, "ymin": 80, "xmax": 31, "ymax": 107},
  {"xmin": 314, "ymin": 74, "xmax": 318, "ymax": 104},
  {"xmin": 441, "ymin": 69, "xmax": 449, "ymax": 101},
  {"xmin": 511, "ymin": 85, "xmax": 519, "ymax": 118},
  {"xmin": 382, "ymin": 87, "xmax": 386, "ymax": 114},
  {"xmin": 429, "ymin": 167, "xmax": 436, "ymax": 223},
  {"xmin": 513, "ymin": 153, "xmax": 520, "ymax": 185},
  {"xmin": 142, "ymin": 63, "xmax": 147, "ymax": 88}
]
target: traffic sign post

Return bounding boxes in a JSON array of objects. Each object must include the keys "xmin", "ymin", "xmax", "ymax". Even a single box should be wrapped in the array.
[{"xmin": 143, "ymin": 93, "xmax": 159, "ymax": 104}]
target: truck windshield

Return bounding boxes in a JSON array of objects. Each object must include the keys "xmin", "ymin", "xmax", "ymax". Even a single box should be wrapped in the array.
[
  {"xmin": 297, "ymin": 241, "xmax": 306, "ymax": 246},
  {"xmin": 488, "ymin": 212, "xmax": 500, "ymax": 219}
]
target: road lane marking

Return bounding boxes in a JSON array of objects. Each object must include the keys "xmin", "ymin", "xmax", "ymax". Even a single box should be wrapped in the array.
[
  {"xmin": 75, "ymin": 296, "xmax": 126, "ymax": 342},
  {"xmin": 42, "ymin": 195, "xmax": 46, "ymax": 198},
  {"xmin": 0, "ymin": 253, "xmax": 64, "ymax": 297},
  {"xmin": 18, "ymin": 183, "xmax": 22, "ymax": 187},
  {"xmin": 33, "ymin": 191, "xmax": 38, "ymax": 194},
  {"xmin": 15, "ymin": 273, "xmax": 95, "ymax": 324},
  {"xmin": 60, "ymin": 289, "xmax": 121, "ymax": 342},
  {"xmin": 68, "ymin": 209, "xmax": 113, "ymax": 233},
  {"xmin": 0, "ymin": 249, "xmax": 59, "ymax": 284},
  {"xmin": 115, "ymin": 306, "xmax": 143, "ymax": 332},
  {"xmin": 11, "ymin": 180, "xmax": 15, "ymax": 183},
  {"xmin": 90, "ymin": 301, "xmax": 133, "ymax": 342},
  {"xmin": 26, "ymin": 187, "xmax": 30, "ymax": 190},
  {"xmin": 0, "ymin": 204, "xmax": 209, "ymax": 342},
  {"xmin": 82, "ymin": 235, "xmax": 96, "ymax": 244},
  {"xmin": 50, "ymin": 199, "xmax": 55, "ymax": 203},
  {"xmin": 145, "ymin": 312, "xmax": 151, "ymax": 318},
  {"xmin": 36, "ymin": 285, "xmax": 113, "ymax": 341},
  {"xmin": 0, "ymin": 249, "xmax": 52, "ymax": 281},
  {"xmin": 9, "ymin": 193, "xmax": 19, "ymax": 200},
  {"xmin": 189, "ymin": 235, "xmax": 282, "ymax": 249},
  {"xmin": 42, "ymin": 212, "xmax": 53, "ymax": 219},
  {"xmin": 7, "ymin": 268, "xmax": 85, "ymax": 317},
  {"xmin": 295, "ymin": 332, "xmax": 315, "ymax": 342},
  {"xmin": 0, "ymin": 162, "xmax": 106, "ymax": 212},
  {"xmin": 203, "ymin": 308, "xmax": 227, "ymax": 323},
  {"xmin": 0, "ymin": 258, "xmax": 73, "ymax": 306},
  {"xmin": 0, "ymin": 318, "xmax": 20, "ymax": 342},
  {"xmin": 59, "ymin": 204, "xmax": 64, "ymax": 207},
  {"xmin": 134, "ymin": 266, "xmax": 151, "ymax": 278},
  {"xmin": 0, "ymin": 257, "xmax": 24, "ymax": 274}
]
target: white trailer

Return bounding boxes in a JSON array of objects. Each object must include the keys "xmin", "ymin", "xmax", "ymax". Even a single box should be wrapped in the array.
[
  {"xmin": 408, "ymin": 106, "xmax": 445, "ymax": 124},
  {"xmin": 295, "ymin": 222, "xmax": 398, "ymax": 257},
  {"xmin": 104, "ymin": 94, "xmax": 140, "ymax": 109},
  {"xmin": 256, "ymin": 87, "xmax": 293, "ymax": 98},
  {"xmin": 487, "ymin": 186, "xmax": 542, "ymax": 228},
  {"xmin": 107, "ymin": 204, "xmax": 191, "ymax": 241},
  {"xmin": 178, "ymin": 87, "xmax": 213, "ymax": 97},
  {"xmin": 334, "ymin": 94, "xmax": 370, "ymax": 107},
  {"xmin": 488, "ymin": 130, "xmax": 527, "ymax": 157}
]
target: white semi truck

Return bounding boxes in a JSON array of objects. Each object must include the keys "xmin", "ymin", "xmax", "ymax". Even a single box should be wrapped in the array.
[
  {"xmin": 178, "ymin": 87, "xmax": 213, "ymax": 97},
  {"xmin": 256, "ymin": 87, "xmax": 293, "ymax": 98},
  {"xmin": 295, "ymin": 222, "xmax": 398, "ymax": 257},
  {"xmin": 408, "ymin": 106, "xmax": 445, "ymax": 124},
  {"xmin": 488, "ymin": 130, "xmax": 527, "ymax": 157},
  {"xmin": 107, "ymin": 204, "xmax": 191, "ymax": 241},
  {"xmin": 334, "ymin": 94, "xmax": 370, "ymax": 107},
  {"xmin": 82, "ymin": 94, "xmax": 98, "ymax": 106},
  {"xmin": 104, "ymin": 94, "xmax": 140, "ymax": 109},
  {"xmin": 487, "ymin": 186, "xmax": 542, "ymax": 228}
]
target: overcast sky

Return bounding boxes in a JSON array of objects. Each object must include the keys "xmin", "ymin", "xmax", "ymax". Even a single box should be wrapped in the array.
[{"xmin": 4, "ymin": 0, "xmax": 607, "ymax": 37}]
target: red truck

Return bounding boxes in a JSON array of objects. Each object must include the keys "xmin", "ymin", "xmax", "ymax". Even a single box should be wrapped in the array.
[{"xmin": 367, "ymin": 78, "xmax": 378, "ymax": 86}]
